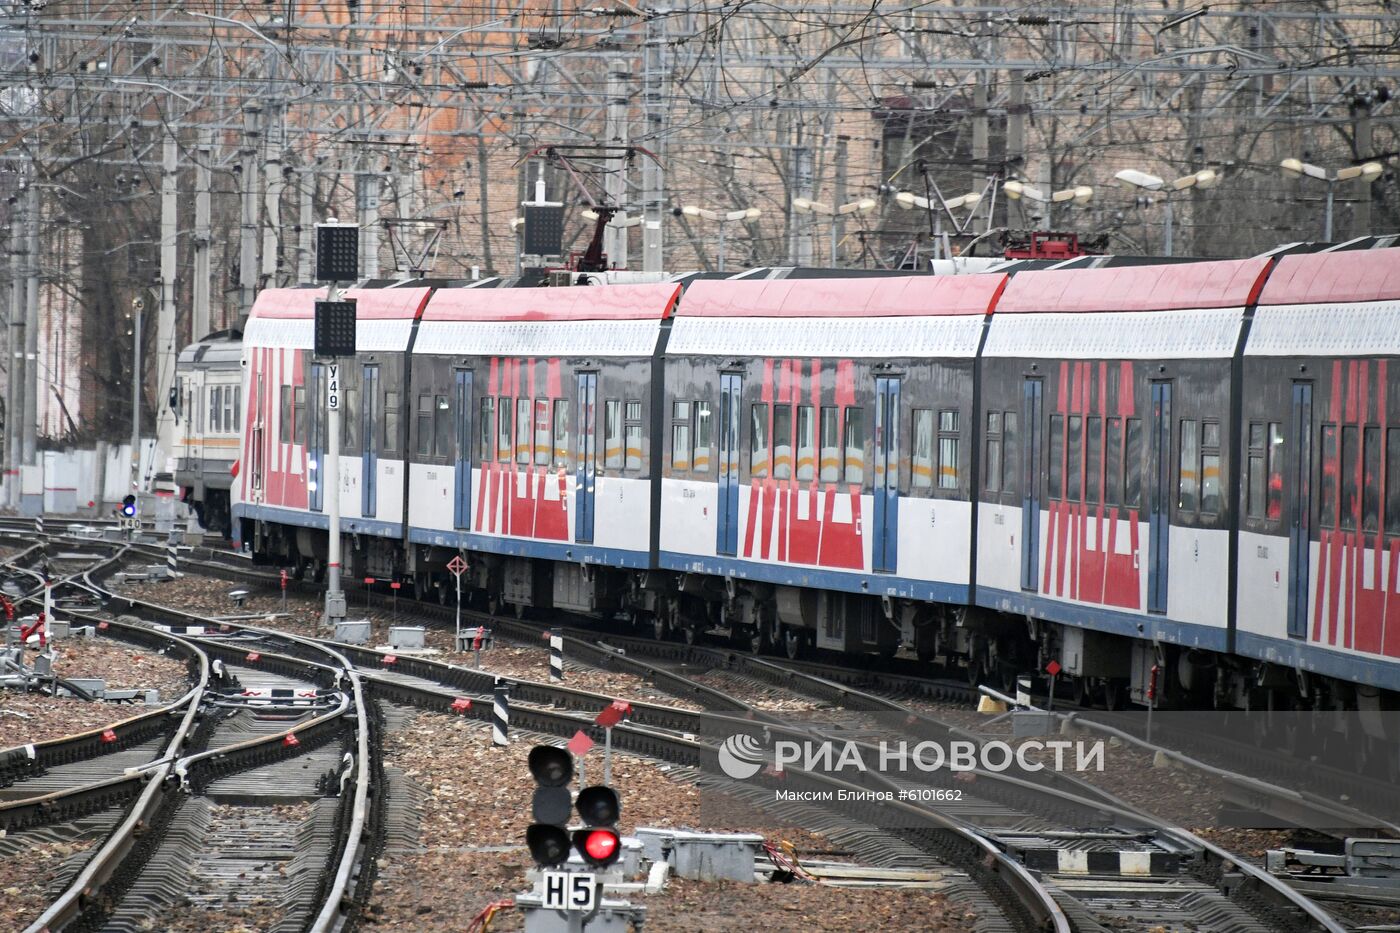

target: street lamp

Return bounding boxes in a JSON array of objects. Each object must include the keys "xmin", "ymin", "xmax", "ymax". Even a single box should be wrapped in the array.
[
  {"xmin": 677, "ymin": 205, "xmax": 760, "ymax": 273},
  {"xmin": 792, "ymin": 197, "xmax": 876, "ymax": 265},
  {"xmin": 1114, "ymin": 168, "xmax": 1218, "ymax": 256},
  {"xmin": 1279, "ymin": 159, "xmax": 1383, "ymax": 242},
  {"xmin": 1003, "ymin": 181, "xmax": 1093, "ymax": 231}
]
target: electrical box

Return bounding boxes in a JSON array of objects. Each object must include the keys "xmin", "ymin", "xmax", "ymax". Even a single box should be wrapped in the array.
[
  {"xmin": 314, "ymin": 300, "xmax": 357, "ymax": 358},
  {"xmin": 315, "ymin": 223, "xmax": 360, "ymax": 281}
]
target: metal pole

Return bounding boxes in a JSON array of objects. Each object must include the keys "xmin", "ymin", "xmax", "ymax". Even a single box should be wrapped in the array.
[
  {"xmin": 717, "ymin": 222, "xmax": 726, "ymax": 274},
  {"xmin": 454, "ymin": 571, "xmax": 461, "ymax": 649},
  {"xmin": 1324, "ymin": 184, "xmax": 1334, "ymax": 243},
  {"xmin": 604, "ymin": 59, "xmax": 630, "ymax": 269},
  {"xmin": 1163, "ymin": 198, "xmax": 1174, "ymax": 257},
  {"xmin": 604, "ymin": 726, "xmax": 613, "ymax": 786},
  {"xmin": 323, "ymin": 341, "xmax": 344, "ymax": 629},
  {"xmin": 154, "ymin": 132, "xmax": 179, "ymax": 478},
  {"xmin": 130, "ymin": 297, "xmax": 142, "ymax": 494},
  {"xmin": 22, "ymin": 181, "xmax": 38, "ymax": 472},
  {"xmin": 193, "ymin": 129, "xmax": 212, "ymax": 339},
  {"xmin": 7, "ymin": 207, "xmax": 23, "ymax": 507}
]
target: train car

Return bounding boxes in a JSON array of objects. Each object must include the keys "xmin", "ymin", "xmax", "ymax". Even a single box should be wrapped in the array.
[
  {"xmin": 973, "ymin": 258, "xmax": 1273, "ymax": 704},
  {"xmin": 402, "ymin": 284, "xmax": 680, "ymax": 610},
  {"xmin": 1237, "ymin": 247, "xmax": 1400, "ymax": 704},
  {"xmin": 172, "ymin": 330, "xmax": 243, "ymax": 534},
  {"xmin": 659, "ymin": 275, "xmax": 1007, "ymax": 656},
  {"xmin": 232, "ymin": 284, "xmax": 432, "ymax": 576}
]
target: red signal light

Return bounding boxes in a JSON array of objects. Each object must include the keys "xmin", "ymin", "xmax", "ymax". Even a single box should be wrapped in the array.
[{"xmin": 580, "ymin": 828, "xmax": 619, "ymax": 865}]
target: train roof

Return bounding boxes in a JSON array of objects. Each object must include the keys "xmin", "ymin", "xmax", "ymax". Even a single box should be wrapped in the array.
[
  {"xmin": 1257, "ymin": 246, "xmax": 1400, "ymax": 306},
  {"xmin": 676, "ymin": 274, "xmax": 1007, "ymax": 318},
  {"xmin": 248, "ymin": 285, "xmax": 432, "ymax": 320},
  {"xmin": 996, "ymin": 256, "xmax": 1274, "ymax": 314},
  {"xmin": 421, "ymin": 282, "xmax": 681, "ymax": 321}
]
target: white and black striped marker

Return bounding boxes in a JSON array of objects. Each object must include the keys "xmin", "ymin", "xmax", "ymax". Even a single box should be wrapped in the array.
[
  {"xmin": 1016, "ymin": 675, "xmax": 1032, "ymax": 708},
  {"xmin": 549, "ymin": 631, "xmax": 563, "ymax": 683},
  {"xmin": 1022, "ymin": 848, "xmax": 1178, "ymax": 876},
  {"xmin": 491, "ymin": 679, "xmax": 509, "ymax": 747},
  {"xmin": 167, "ymin": 539, "xmax": 179, "ymax": 577},
  {"xmin": 35, "ymin": 514, "xmax": 43, "ymax": 538}
]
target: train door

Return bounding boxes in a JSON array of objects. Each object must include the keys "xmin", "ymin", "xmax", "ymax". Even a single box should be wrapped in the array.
[
  {"xmin": 308, "ymin": 362, "xmax": 325, "ymax": 512},
  {"xmin": 1147, "ymin": 381, "xmax": 1173, "ymax": 613},
  {"xmin": 454, "ymin": 370, "xmax": 473, "ymax": 530},
  {"xmin": 1020, "ymin": 379, "xmax": 1043, "ymax": 591},
  {"xmin": 716, "ymin": 372, "xmax": 742, "ymax": 557},
  {"xmin": 1287, "ymin": 382, "xmax": 1313, "ymax": 638},
  {"xmin": 575, "ymin": 372, "xmax": 597, "ymax": 543},
  {"xmin": 873, "ymin": 376, "xmax": 901, "ymax": 573},
  {"xmin": 362, "ymin": 363, "xmax": 379, "ymax": 518}
]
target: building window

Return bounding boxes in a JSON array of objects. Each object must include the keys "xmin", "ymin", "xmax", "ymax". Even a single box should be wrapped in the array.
[
  {"xmin": 845, "ymin": 407, "xmax": 866, "ymax": 485},
  {"xmin": 604, "ymin": 399, "xmax": 623, "ymax": 469},
  {"xmin": 1047, "ymin": 414, "xmax": 1064, "ymax": 500},
  {"xmin": 819, "ymin": 407, "xmax": 839, "ymax": 482},
  {"xmin": 749, "ymin": 403, "xmax": 769, "ymax": 478},
  {"xmin": 693, "ymin": 401, "xmax": 713, "ymax": 473},
  {"xmin": 772, "ymin": 404, "xmax": 793, "ymax": 480}
]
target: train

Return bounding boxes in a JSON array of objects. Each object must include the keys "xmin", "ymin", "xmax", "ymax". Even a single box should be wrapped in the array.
[{"xmin": 179, "ymin": 247, "xmax": 1400, "ymax": 720}]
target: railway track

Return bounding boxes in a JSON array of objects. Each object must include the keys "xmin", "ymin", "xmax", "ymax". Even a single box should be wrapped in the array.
[{"xmin": 108, "ymin": 545, "xmax": 1354, "ymax": 932}]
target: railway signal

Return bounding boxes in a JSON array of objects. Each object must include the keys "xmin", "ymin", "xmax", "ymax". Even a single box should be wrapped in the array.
[
  {"xmin": 573, "ymin": 784, "xmax": 622, "ymax": 868},
  {"xmin": 526, "ymin": 744, "xmax": 574, "ymax": 867},
  {"xmin": 120, "ymin": 494, "xmax": 137, "ymax": 517}
]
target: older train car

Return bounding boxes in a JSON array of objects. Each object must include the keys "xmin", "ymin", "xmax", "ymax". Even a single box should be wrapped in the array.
[
  {"xmin": 172, "ymin": 330, "xmax": 243, "ymax": 534},
  {"xmin": 659, "ymin": 275, "xmax": 1007, "ymax": 656},
  {"xmin": 402, "ymin": 283, "xmax": 679, "ymax": 612},
  {"xmin": 974, "ymin": 259, "xmax": 1273, "ymax": 703},
  {"xmin": 1237, "ymin": 247, "xmax": 1400, "ymax": 703}
]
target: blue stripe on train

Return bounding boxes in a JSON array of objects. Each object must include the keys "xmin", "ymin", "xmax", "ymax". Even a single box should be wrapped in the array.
[
  {"xmin": 232, "ymin": 504, "xmax": 402, "ymax": 539},
  {"xmin": 976, "ymin": 586, "xmax": 1230, "ymax": 652},
  {"xmin": 407, "ymin": 527, "xmax": 649, "ymax": 569},
  {"xmin": 659, "ymin": 550, "xmax": 969, "ymax": 604}
]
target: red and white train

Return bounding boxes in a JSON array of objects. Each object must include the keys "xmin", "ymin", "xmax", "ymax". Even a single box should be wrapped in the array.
[{"xmin": 230, "ymin": 247, "xmax": 1400, "ymax": 714}]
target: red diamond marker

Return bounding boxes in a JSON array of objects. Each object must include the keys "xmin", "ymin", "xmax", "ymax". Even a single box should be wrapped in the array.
[
  {"xmin": 283, "ymin": 733, "xmax": 300, "ymax": 748},
  {"xmin": 567, "ymin": 730, "xmax": 595, "ymax": 756},
  {"xmin": 1045, "ymin": 660, "xmax": 1062, "ymax": 676},
  {"xmin": 383, "ymin": 655, "xmax": 397, "ymax": 665},
  {"xmin": 100, "ymin": 729, "xmax": 117, "ymax": 744},
  {"xmin": 451, "ymin": 697, "xmax": 472, "ymax": 713},
  {"xmin": 446, "ymin": 556, "xmax": 467, "ymax": 576},
  {"xmin": 97, "ymin": 621, "xmax": 109, "ymax": 631},
  {"xmin": 246, "ymin": 652, "xmax": 261, "ymax": 662},
  {"xmin": 594, "ymin": 700, "xmax": 631, "ymax": 729}
]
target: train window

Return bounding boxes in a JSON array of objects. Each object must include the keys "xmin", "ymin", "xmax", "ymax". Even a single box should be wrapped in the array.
[
  {"xmin": 796, "ymin": 406, "xmax": 815, "ymax": 481},
  {"xmin": 534, "ymin": 399, "xmax": 550, "ymax": 465},
  {"xmin": 1267, "ymin": 423, "xmax": 1283, "ymax": 521},
  {"xmin": 1066, "ymin": 415, "xmax": 1082, "ymax": 503},
  {"xmin": 1003, "ymin": 412, "xmax": 1018, "ymax": 495},
  {"xmin": 1320, "ymin": 424, "xmax": 1338, "ymax": 529},
  {"xmin": 225, "ymin": 388, "xmax": 236, "ymax": 433},
  {"xmin": 208, "ymin": 386, "xmax": 219, "ymax": 435},
  {"xmin": 845, "ymin": 407, "xmax": 866, "ymax": 485},
  {"xmin": 749, "ymin": 403, "xmax": 769, "ymax": 478},
  {"xmin": 384, "ymin": 391, "xmax": 401, "ymax": 454},
  {"xmin": 1387, "ymin": 428, "xmax": 1400, "ymax": 535},
  {"xmin": 435, "ymin": 396, "xmax": 453, "ymax": 459},
  {"xmin": 1105, "ymin": 417, "xmax": 1122, "ymax": 506},
  {"xmin": 279, "ymin": 386, "xmax": 291, "ymax": 444},
  {"xmin": 773, "ymin": 404, "xmax": 793, "ymax": 479},
  {"xmin": 937, "ymin": 410, "xmax": 959, "ymax": 490},
  {"xmin": 1047, "ymin": 414, "xmax": 1064, "ymax": 500},
  {"xmin": 553, "ymin": 400, "xmax": 570, "ymax": 468},
  {"xmin": 914, "ymin": 409, "xmax": 935, "ymax": 490},
  {"xmin": 497, "ymin": 397, "xmax": 512, "ymax": 462},
  {"xmin": 1124, "ymin": 418, "xmax": 1143, "ymax": 508},
  {"xmin": 1086, "ymin": 416, "xmax": 1102, "ymax": 505},
  {"xmin": 984, "ymin": 411, "xmax": 1001, "ymax": 493},
  {"xmin": 415, "ymin": 395, "xmax": 434, "ymax": 456},
  {"xmin": 517, "ymin": 398, "xmax": 532, "ymax": 464},
  {"xmin": 1200, "ymin": 420, "xmax": 1221, "ymax": 515},
  {"xmin": 234, "ymin": 387, "xmax": 242, "ymax": 433},
  {"xmin": 693, "ymin": 401, "xmax": 713, "ymax": 473},
  {"xmin": 1363, "ymin": 426, "xmax": 1380, "ymax": 533},
  {"xmin": 819, "ymin": 407, "xmax": 839, "ymax": 482},
  {"xmin": 604, "ymin": 400, "xmax": 623, "ymax": 469},
  {"xmin": 1178, "ymin": 420, "xmax": 1199, "ymax": 514},
  {"xmin": 341, "ymin": 386, "xmax": 358, "ymax": 451},
  {"xmin": 1340, "ymin": 425, "xmax": 1359, "ymax": 531},
  {"xmin": 624, "ymin": 400, "xmax": 643, "ymax": 471},
  {"xmin": 672, "ymin": 401, "xmax": 691, "ymax": 471},
  {"xmin": 294, "ymin": 386, "xmax": 307, "ymax": 446},
  {"xmin": 1247, "ymin": 422, "xmax": 1266, "ymax": 519},
  {"xmin": 480, "ymin": 397, "xmax": 495, "ymax": 461}
]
